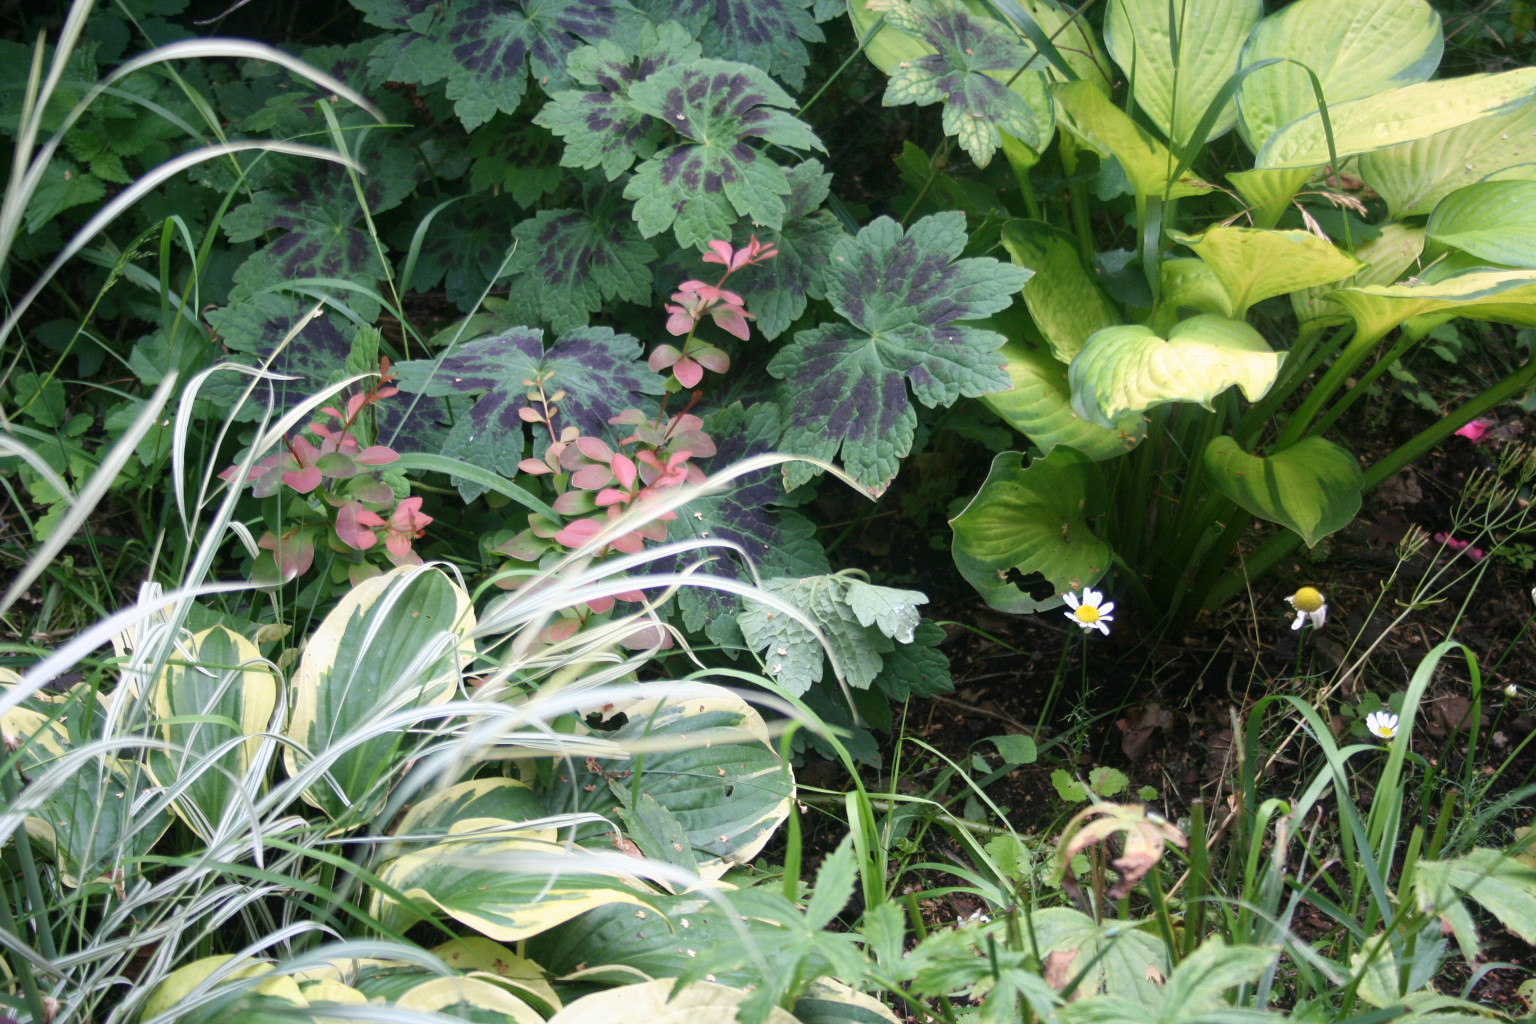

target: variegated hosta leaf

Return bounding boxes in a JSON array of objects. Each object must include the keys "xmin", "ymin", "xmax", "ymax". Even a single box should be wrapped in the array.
[
  {"xmin": 983, "ymin": 343, "xmax": 1145, "ymax": 460},
  {"xmin": 769, "ymin": 211, "xmax": 1030, "ymax": 492},
  {"xmin": 396, "ymin": 975, "xmax": 545, "ymax": 1024},
  {"xmin": 1203, "ymin": 436, "xmax": 1363, "ymax": 548},
  {"xmin": 389, "ymin": 777, "xmax": 551, "ymax": 854},
  {"xmin": 1051, "ymin": 81, "xmax": 1216, "ymax": 200},
  {"xmin": 1426, "ymin": 180, "xmax": 1536, "ymax": 268},
  {"xmin": 876, "ymin": 0, "xmax": 1053, "ymax": 167},
  {"xmin": 1105, "ymin": 0, "xmax": 1259, "ymax": 147},
  {"xmin": 547, "ymin": 979, "xmax": 802, "ymax": 1024},
  {"xmin": 1069, "ymin": 315, "xmax": 1283, "ymax": 428},
  {"xmin": 1169, "ymin": 226, "xmax": 1364, "ymax": 317},
  {"xmin": 1237, "ymin": 0, "xmax": 1443, "ymax": 153},
  {"xmin": 141, "ymin": 956, "xmax": 305, "ymax": 1022},
  {"xmin": 372, "ymin": 834, "xmax": 654, "ymax": 940},
  {"xmin": 148, "ymin": 625, "xmax": 278, "ymax": 840},
  {"xmin": 431, "ymin": 937, "xmax": 563, "ymax": 1015},
  {"xmin": 548, "ymin": 684, "xmax": 793, "ymax": 878},
  {"xmin": 284, "ymin": 567, "xmax": 476, "ymax": 823},
  {"xmin": 1359, "ymin": 97, "xmax": 1536, "ymax": 218},
  {"xmin": 950, "ymin": 447, "xmax": 1111, "ymax": 615},
  {"xmin": 1000, "ymin": 220, "xmax": 1120, "ymax": 364},
  {"xmin": 1291, "ymin": 223, "xmax": 1425, "ymax": 326},
  {"xmin": 1256, "ymin": 68, "xmax": 1536, "ymax": 171}
]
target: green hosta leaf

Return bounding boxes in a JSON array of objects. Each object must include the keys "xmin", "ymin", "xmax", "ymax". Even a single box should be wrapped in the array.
[
  {"xmin": 393, "ymin": 326, "xmax": 663, "ymax": 501},
  {"xmin": 534, "ymin": 23, "xmax": 703, "ymax": 181},
  {"xmin": 1052, "ymin": 81, "xmax": 1216, "ymax": 199},
  {"xmin": 547, "ymin": 979, "xmax": 802, "ymax": 1024},
  {"xmin": 1237, "ymin": 0, "xmax": 1442, "ymax": 153},
  {"xmin": 1105, "ymin": 0, "xmax": 1259, "ymax": 147},
  {"xmin": 950, "ymin": 447, "xmax": 1110, "ymax": 615},
  {"xmin": 630, "ymin": 0, "xmax": 823, "ymax": 91},
  {"xmin": 1360, "ymin": 97, "xmax": 1536, "ymax": 218},
  {"xmin": 1427, "ymin": 181, "xmax": 1536, "ymax": 268},
  {"xmin": 556, "ymin": 685, "xmax": 792, "ymax": 875},
  {"xmin": 876, "ymin": 0, "xmax": 1053, "ymax": 168},
  {"xmin": 1170, "ymin": 226, "xmax": 1364, "ymax": 317},
  {"xmin": 623, "ymin": 60, "xmax": 824, "ymax": 248},
  {"xmin": 1069, "ymin": 315, "xmax": 1283, "ymax": 428},
  {"xmin": 373, "ymin": 834, "xmax": 653, "ymax": 940},
  {"xmin": 1203, "ymin": 436, "xmax": 1363, "ymax": 548},
  {"xmin": 729, "ymin": 160, "xmax": 844, "ymax": 339},
  {"xmin": 1329, "ymin": 268, "xmax": 1536, "ymax": 345},
  {"xmin": 1000, "ymin": 220, "xmax": 1120, "ymax": 363},
  {"xmin": 1292, "ymin": 223, "xmax": 1425, "ymax": 326},
  {"xmin": 984, "ymin": 343, "xmax": 1145, "ymax": 460},
  {"xmin": 1414, "ymin": 847, "xmax": 1536, "ymax": 960},
  {"xmin": 365, "ymin": 0, "xmax": 647, "ymax": 132},
  {"xmin": 502, "ymin": 207, "xmax": 659, "ymax": 332},
  {"xmin": 148, "ymin": 626, "xmax": 278, "ymax": 841},
  {"xmin": 738, "ymin": 573, "xmax": 930, "ymax": 694},
  {"xmin": 1257, "ymin": 69, "xmax": 1536, "ymax": 170},
  {"xmin": 285, "ymin": 567, "xmax": 476, "ymax": 822},
  {"xmin": 768, "ymin": 212, "xmax": 1030, "ymax": 492}
]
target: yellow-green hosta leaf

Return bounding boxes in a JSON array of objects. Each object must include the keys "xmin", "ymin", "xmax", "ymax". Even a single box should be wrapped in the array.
[
  {"xmin": 141, "ymin": 957, "xmax": 305, "ymax": 1022},
  {"xmin": 1226, "ymin": 166, "xmax": 1316, "ymax": 229},
  {"xmin": 983, "ymin": 343, "xmax": 1145, "ymax": 460},
  {"xmin": 148, "ymin": 625, "xmax": 277, "ymax": 839},
  {"xmin": 1236, "ymin": 0, "xmax": 1442, "ymax": 153},
  {"xmin": 1052, "ymin": 81, "xmax": 1216, "ymax": 199},
  {"xmin": 1000, "ymin": 220, "xmax": 1121, "ymax": 363},
  {"xmin": 1360, "ymin": 97, "xmax": 1536, "ymax": 218},
  {"xmin": 1159, "ymin": 258, "xmax": 1234, "ymax": 319},
  {"xmin": 1105, "ymin": 0, "xmax": 1259, "ymax": 148},
  {"xmin": 1203, "ymin": 436, "xmax": 1363, "ymax": 547},
  {"xmin": 373, "ymin": 835, "xmax": 653, "ymax": 941},
  {"xmin": 1258, "ymin": 69, "xmax": 1536, "ymax": 170},
  {"xmin": 1170, "ymin": 226, "xmax": 1364, "ymax": 317},
  {"xmin": 431, "ymin": 937, "xmax": 562, "ymax": 1015},
  {"xmin": 285, "ymin": 566, "xmax": 476, "ymax": 822},
  {"xmin": 396, "ymin": 976, "xmax": 545, "ymax": 1024},
  {"xmin": 549, "ymin": 979, "xmax": 802, "ymax": 1024},
  {"xmin": 1329, "ymin": 268, "xmax": 1536, "ymax": 344},
  {"xmin": 297, "ymin": 978, "xmax": 368, "ymax": 1005},
  {"xmin": 1069, "ymin": 315, "xmax": 1283, "ymax": 428},
  {"xmin": 1292, "ymin": 222, "xmax": 1425, "ymax": 326},
  {"xmin": 950, "ymin": 447, "xmax": 1111, "ymax": 615},
  {"xmin": 1427, "ymin": 180, "xmax": 1536, "ymax": 268}
]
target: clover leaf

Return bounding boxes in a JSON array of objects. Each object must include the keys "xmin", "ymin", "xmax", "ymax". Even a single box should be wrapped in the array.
[
  {"xmin": 769, "ymin": 212, "xmax": 1031, "ymax": 492},
  {"xmin": 623, "ymin": 59, "xmax": 825, "ymax": 248}
]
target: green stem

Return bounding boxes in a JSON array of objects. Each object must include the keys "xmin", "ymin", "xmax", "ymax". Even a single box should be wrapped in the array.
[
  {"xmin": 1059, "ymin": 135, "xmax": 1095, "ymax": 273},
  {"xmin": 1309, "ymin": 332, "xmax": 1419, "ymax": 439},
  {"xmin": 1239, "ymin": 320, "xmax": 1345, "ymax": 447},
  {"xmin": 1276, "ymin": 327, "xmax": 1390, "ymax": 448}
]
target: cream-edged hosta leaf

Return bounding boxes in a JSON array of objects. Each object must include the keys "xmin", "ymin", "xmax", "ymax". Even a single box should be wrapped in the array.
[
  {"xmin": 1203, "ymin": 436, "xmax": 1363, "ymax": 547},
  {"xmin": 1053, "ymin": 81, "xmax": 1215, "ymax": 199},
  {"xmin": 148, "ymin": 625, "xmax": 278, "ymax": 840},
  {"xmin": 950, "ymin": 447, "xmax": 1111, "ymax": 615},
  {"xmin": 431, "ymin": 937, "xmax": 562, "ymax": 1015},
  {"xmin": 1105, "ymin": 0, "xmax": 1259, "ymax": 147},
  {"xmin": 284, "ymin": 567, "xmax": 476, "ymax": 822},
  {"xmin": 1170, "ymin": 226, "xmax": 1364, "ymax": 317},
  {"xmin": 1069, "ymin": 315, "xmax": 1283, "ymax": 428},
  {"xmin": 1000, "ymin": 220, "xmax": 1121, "ymax": 363},
  {"xmin": 551, "ymin": 684, "xmax": 792, "ymax": 878},
  {"xmin": 1160, "ymin": 258, "xmax": 1235, "ymax": 318},
  {"xmin": 1329, "ymin": 268, "xmax": 1536, "ymax": 345},
  {"xmin": 392, "ymin": 778, "xmax": 550, "ymax": 849},
  {"xmin": 984, "ymin": 343, "xmax": 1145, "ymax": 460},
  {"xmin": 373, "ymin": 834, "xmax": 653, "ymax": 940},
  {"xmin": 548, "ymin": 978, "xmax": 801, "ymax": 1024},
  {"xmin": 1236, "ymin": 0, "xmax": 1442, "ymax": 153},
  {"xmin": 1292, "ymin": 222, "xmax": 1425, "ymax": 326},
  {"xmin": 141, "ymin": 957, "xmax": 305, "ymax": 1022},
  {"xmin": 396, "ymin": 975, "xmax": 545, "ymax": 1024},
  {"xmin": 1427, "ymin": 180, "xmax": 1536, "ymax": 268},
  {"xmin": 797, "ymin": 979, "xmax": 904, "ymax": 1024},
  {"xmin": 1360, "ymin": 97, "xmax": 1536, "ymax": 218},
  {"xmin": 1258, "ymin": 68, "xmax": 1536, "ymax": 170}
]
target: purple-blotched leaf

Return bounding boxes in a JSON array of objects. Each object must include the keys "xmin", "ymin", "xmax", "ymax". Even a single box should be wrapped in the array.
[
  {"xmin": 464, "ymin": 114, "xmax": 568, "ymax": 206},
  {"xmin": 768, "ymin": 212, "xmax": 1030, "ymax": 492},
  {"xmin": 201, "ymin": 293, "xmax": 355, "ymax": 421},
  {"xmin": 502, "ymin": 207, "xmax": 659, "ymax": 332},
  {"xmin": 223, "ymin": 145, "xmax": 417, "ymax": 323},
  {"xmin": 393, "ymin": 326, "xmax": 663, "ymax": 499},
  {"xmin": 369, "ymin": 0, "xmax": 647, "ymax": 131},
  {"xmin": 404, "ymin": 195, "xmax": 517, "ymax": 312},
  {"xmin": 731, "ymin": 160, "xmax": 844, "ymax": 339},
  {"xmin": 623, "ymin": 59, "xmax": 825, "ymax": 248},
  {"xmin": 877, "ymin": 0, "xmax": 1053, "ymax": 167},
  {"xmin": 534, "ymin": 21, "xmax": 702, "ymax": 180},
  {"xmin": 629, "ymin": 0, "xmax": 823, "ymax": 90}
]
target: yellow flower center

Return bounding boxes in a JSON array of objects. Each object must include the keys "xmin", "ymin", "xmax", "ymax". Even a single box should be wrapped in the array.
[
  {"xmin": 1075, "ymin": 605, "xmax": 1100, "ymax": 623},
  {"xmin": 1292, "ymin": 587, "xmax": 1324, "ymax": 612}
]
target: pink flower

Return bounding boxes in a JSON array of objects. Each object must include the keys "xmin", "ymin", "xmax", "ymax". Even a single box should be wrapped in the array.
[
  {"xmin": 1455, "ymin": 418, "xmax": 1496, "ymax": 443},
  {"xmin": 384, "ymin": 496, "xmax": 433, "ymax": 564},
  {"xmin": 700, "ymin": 235, "xmax": 779, "ymax": 272},
  {"xmin": 1433, "ymin": 532, "xmax": 1485, "ymax": 560}
]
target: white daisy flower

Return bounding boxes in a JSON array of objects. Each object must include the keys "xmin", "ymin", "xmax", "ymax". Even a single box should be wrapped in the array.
[
  {"xmin": 1285, "ymin": 587, "xmax": 1327, "ymax": 630},
  {"xmin": 1365, "ymin": 710, "xmax": 1399, "ymax": 740},
  {"xmin": 1063, "ymin": 587, "xmax": 1114, "ymax": 635}
]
